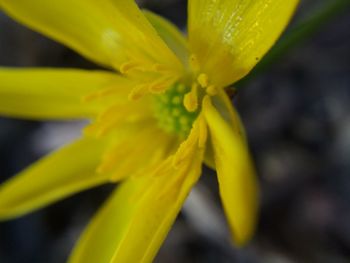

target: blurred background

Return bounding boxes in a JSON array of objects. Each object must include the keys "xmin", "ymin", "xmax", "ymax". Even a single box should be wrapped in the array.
[{"xmin": 1, "ymin": 0, "xmax": 350, "ymax": 262}]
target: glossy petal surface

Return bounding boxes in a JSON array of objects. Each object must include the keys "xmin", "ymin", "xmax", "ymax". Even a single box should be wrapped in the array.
[
  {"xmin": 0, "ymin": 0, "xmax": 182, "ymax": 72},
  {"xmin": 188, "ymin": 0, "xmax": 299, "ymax": 87}
]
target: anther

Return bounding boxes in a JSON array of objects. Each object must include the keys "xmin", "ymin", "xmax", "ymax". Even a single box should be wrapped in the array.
[
  {"xmin": 206, "ymin": 85, "xmax": 218, "ymax": 96},
  {"xmin": 183, "ymin": 83, "xmax": 198, "ymax": 112},
  {"xmin": 120, "ymin": 61, "xmax": 140, "ymax": 74},
  {"xmin": 82, "ymin": 92, "xmax": 100, "ymax": 102},
  {"xmin": 82, "ymin": 86, "xmax": 118, "ymax": 102},
  {"xmin": 149, "ymin": 76, "xmax": 177, "ymax": 94},
  {"xmin": 128, "ymin": 84, "xmax": 149, "ymax": 100},
  {"xmin": 152, "ymin": 63, "xmax": 171, "ymax": 73},
  {"xmin": 197, "ymin": 73, "xmax": 209, "ymax": 88}
]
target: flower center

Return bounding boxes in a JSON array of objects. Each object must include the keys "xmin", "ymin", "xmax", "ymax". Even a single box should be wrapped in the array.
[{"xmin": 153, "ymin": 82, "xmax": 199, "ymax": 137}]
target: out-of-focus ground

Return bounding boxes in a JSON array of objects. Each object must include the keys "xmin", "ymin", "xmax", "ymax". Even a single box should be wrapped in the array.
[{"xmin": 1, "ymin": 0, "xmax": 350, "ymax": 262}]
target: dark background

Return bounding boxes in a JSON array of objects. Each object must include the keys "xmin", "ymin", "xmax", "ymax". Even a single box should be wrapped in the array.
[{"xmin": 1, "ymin": 0, "xmax": 350, "ymax": 262}]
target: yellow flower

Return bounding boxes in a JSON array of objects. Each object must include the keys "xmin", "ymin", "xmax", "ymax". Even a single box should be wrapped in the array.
[{"xmin": 0, "ymin": 0, "xmax": 299, "ymax": 262}]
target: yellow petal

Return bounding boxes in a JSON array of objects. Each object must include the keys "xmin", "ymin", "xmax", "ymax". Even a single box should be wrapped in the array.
[
  {"xmin": 0, "ymin": 136, "xmax": 110, "ymax": 220},
  {"xmin": 69, "ymin": 126, "xmax": 204, "ymax": 263},
  {"xmin": 212, "ymin": 89, "xmax": 246, "ymax": 140},
  {"xmin": 203, "ymin": 96, "xmax": 259, "ymax": 245},
  {"xmin": 0, "ymin": 0, "xmax": 182, "ymax": 73},
  {"xmin": 0, "ymin": 68, "xmax": 133, "ymax": 120},
  {"xmin": 143, "ymin": 10, "xmax": 188, "ymax": 67},
  {"xmin": 188, "ymin": 0, "xmax": 299, "ymax": 87},
  {"xmin": 203, "ymin": 138, "xmax": 216, "ymax": 170},
  {"xmin": 204, "ymin": 90, "xmax": 245, "ymax": 170}
]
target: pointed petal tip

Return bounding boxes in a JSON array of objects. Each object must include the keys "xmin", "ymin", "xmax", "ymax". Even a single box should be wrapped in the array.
[
  {"xmin": 203, "ymin": 91, "xmax": 259, "ymax": 249},
  {"xmin": 228, "ymin": 209, "xmax": 258, "ymax": 247}
]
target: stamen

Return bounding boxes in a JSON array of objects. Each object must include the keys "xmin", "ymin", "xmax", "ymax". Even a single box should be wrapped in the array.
[
  {"xmin": 152, "ymin": 63, "xmax": 172, "ymax": 73},
  {"xmin": 128, "ymin": 84, "xmax": 149, "ymax": 100},
  {"xmin": 82, "ymin": 89, "xmax": 110, "ymax": 102},
  {"xmin": 83, "ymin": 119, "xmax": 118, "ymax": 138},
  {"xmin": 197, "ymin": 73, "xmax": 209, "ymax": 88},
  {"xmin": 82, "ymin": 85, "xmax": 123, "ymax": 102},
  {"xmin": 121, "ymin": 61, "xmax": 175, "ymax": 75},
  {"xmin": 82, "ymin": 91, "xmax": 101, "ymax": 102},
  {"xmin": 184, "ymin": 83, "xmax": 198, "ymax": 112},
  {"xmin": 206, "ymin": 85, "xmax": 218, "ymax": 96},
  {"xmin": 85, "ymin": 98, "xmax": 151, "ymax": 138},
  {"xmin": 86, "ymin": 121, "xmax": 114, "ymax": 138},
  {"xmin": 97, "ymin": 104, "xmax": 123, "ymax": 122},
  {"xmin": 120, "ymin": 61, "xmax": 142, "ymax": 74},
  {"xmin": 149, "ymin": 76, "xmax": 176, "ymax": 93}
]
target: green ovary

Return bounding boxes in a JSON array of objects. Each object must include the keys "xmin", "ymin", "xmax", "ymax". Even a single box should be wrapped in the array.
[{"xmin": 153, "ymin": 82, "xmax": 199, "ymax": 137}]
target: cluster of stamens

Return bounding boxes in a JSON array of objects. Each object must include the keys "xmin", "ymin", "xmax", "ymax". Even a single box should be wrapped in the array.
[
  {"xmin": 121, "ymin": 54, "xmax": 218, "ymax": 138},
  {"xmin": 83, "ymin": 54, "xmax": 219, "ymax": 139},
  {"xmin": 120, "ymin": 61, "xmax": 179, "ymax": 101},
  {"xmin": 152, "ymin": 56, "xmax": 218, "ymax": 137},
  {"xmin": 153, "ymin": 82, "xmax": 199, "ymax": 137}
]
